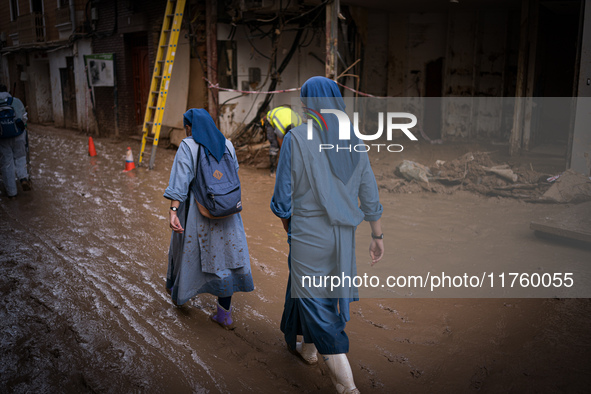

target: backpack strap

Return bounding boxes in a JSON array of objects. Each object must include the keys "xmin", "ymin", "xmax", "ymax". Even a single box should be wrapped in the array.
[
  {"xmin": 0, "ymin": 97, "xmax": 11, "ymax": 107},
  {"xmin": 185, "ymin": 137, "xmax": 234, "ymax": 169},
  {"xmin": 225, "ymin": 140, "xmax": 237, "ymax": 160},
  {"xmin": 183, "ymin": 137, "xmax": 200, "ymax": 173}
]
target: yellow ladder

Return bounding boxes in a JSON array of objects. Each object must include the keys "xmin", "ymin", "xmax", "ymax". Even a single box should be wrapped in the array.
[{"xmin": 139, "ymin": 0, "xmax": 186, "ymax": 169}]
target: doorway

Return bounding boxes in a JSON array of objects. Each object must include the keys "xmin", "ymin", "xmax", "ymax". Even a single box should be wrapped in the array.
[
  {"xmin": 60, "ymin": 56, "xmax": 78, "ymax": 129},
  {"xmin": 533, "ymin": 1, "xmax": 580, "ymax": 145}
]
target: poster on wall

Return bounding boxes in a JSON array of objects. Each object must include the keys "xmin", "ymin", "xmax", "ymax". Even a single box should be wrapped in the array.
[{"xmin": 84, "ymin": 54, "xmax": 115, "ymax": 87}]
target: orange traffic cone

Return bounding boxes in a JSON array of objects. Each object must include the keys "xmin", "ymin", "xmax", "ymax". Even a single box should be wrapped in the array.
[
  {"xmin": 88, "ymin": 137, "xmax": 97, "ymax": 157},
  {"xmin": 123, "ymin": 147, "xmax": 136, "ymax": 172}
]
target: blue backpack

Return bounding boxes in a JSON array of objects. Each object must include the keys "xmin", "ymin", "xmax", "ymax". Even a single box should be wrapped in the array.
[
  {"xmin": 194, "ymin": 144, "xmax": 242, "ymax": 219},
  {"xmin": 0, "ymin": 97, "xmax": 24, "ymax": 139}
]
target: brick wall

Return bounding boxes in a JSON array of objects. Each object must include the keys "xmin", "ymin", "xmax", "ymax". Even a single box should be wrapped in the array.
[{"xmin": 91, "ymin": 0, "xmax": 167, "ymax": 136}]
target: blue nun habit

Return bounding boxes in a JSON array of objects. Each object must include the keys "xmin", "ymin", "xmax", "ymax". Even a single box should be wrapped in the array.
[
  {"xmin": 270, "ymin": 77, "xmax": 383, "ymax": 354},
  {"xmin": 164, "ymin": 109, "xmax": 254, "ymax": 305},
  {"xmin": 183, "ymin": 108, "xmax": 226, "ymax": 162}
]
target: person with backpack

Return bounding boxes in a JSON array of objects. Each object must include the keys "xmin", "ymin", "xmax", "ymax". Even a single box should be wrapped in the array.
[
  {"xmin": 262, "ymin": 106, "xmax": 302, "ymax": 175},
  {"xmin": 270, "ymin": 77, "xmax": 384, "ymax": 393},
  {"xmin": 0, "ymin": 84, "xmax": 30, "ymax": 199},
  {"xmin": 164, "ymin": 108, "xmax": 253, "ymax": 329}
]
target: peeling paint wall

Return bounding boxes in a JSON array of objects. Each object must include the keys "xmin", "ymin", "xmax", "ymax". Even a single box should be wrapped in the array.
[{"xmin": 45, "ymin": 40, "xmax": 96, "ymax": 132}]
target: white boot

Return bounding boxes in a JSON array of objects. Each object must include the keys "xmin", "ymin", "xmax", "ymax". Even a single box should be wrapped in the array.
[
  {"xmin": 295, "ymin": 341, "xmax": 318, "ymax": 364},
  {"xmin": 322, "ymin": 353, "xmax": 360, "ymax": 394}
]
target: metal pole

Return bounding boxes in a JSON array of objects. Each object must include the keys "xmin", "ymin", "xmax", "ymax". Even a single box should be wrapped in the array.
[
  {"xmin": 206, "ymin": 0, "xmax": 219, "ymax": 126},
  {"xmin": 325, "ymin": 0, "xmax": 339, "ymax": 80}
]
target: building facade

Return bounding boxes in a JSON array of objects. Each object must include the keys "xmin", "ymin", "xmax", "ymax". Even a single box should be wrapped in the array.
[{"xmin": 0, "ymin": 0, "xmax": 589, "ymax": 175}]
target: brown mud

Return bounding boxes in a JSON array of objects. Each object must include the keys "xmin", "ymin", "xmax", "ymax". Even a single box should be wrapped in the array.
[{"xmin": 1, "ymin": 125, "xmax": 590, "ymax": 393}]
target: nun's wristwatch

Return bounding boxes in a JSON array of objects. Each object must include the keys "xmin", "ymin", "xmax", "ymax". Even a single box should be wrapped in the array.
[
  {"xmin": 371, "ymin": 232, "xmax": 384, "ymax": 239},
  {"xmin": 170, "ymin": 206, "xmax": 178, "ymax": 212}
]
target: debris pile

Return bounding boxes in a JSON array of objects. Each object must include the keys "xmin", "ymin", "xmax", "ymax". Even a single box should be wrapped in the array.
[
  {"xmin": 377, "ymin": 151, "xmax": 585, "ymax": 202},
  {"xmin": 235, "ymin": 142, "xmax": 270, "ymax": 168},
  {"xmin": 538, "ymin": 169, "xmax": 591, "ymax": 204}
]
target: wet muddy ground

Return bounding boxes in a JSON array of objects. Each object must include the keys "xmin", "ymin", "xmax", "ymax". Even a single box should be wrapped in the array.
[{"xmin": 1, "ymin": 125, "xmax": 590, "ymax": 393}]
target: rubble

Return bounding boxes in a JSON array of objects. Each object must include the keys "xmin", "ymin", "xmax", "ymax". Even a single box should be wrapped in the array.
[
  {"xmin": 395, "ymin": 160, "xmax": 432, "ymax": 183},
  {"xmin": 538, "ymin": 169, "xmax": 591, "ymax": 204},
  {"xmin": 378, "ymin": 151, "xmax": 565, "ymax": 201}
]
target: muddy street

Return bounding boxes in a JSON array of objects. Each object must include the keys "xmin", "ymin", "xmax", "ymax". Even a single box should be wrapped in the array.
[{"xmin": 1, "ymin": 125, "xmax": 591, "ymax": 393}]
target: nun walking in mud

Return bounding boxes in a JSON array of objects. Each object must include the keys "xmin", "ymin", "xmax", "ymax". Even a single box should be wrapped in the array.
[
  {"xmin": 271, "ymin": 76, "xmax": 384, "ymax": 393},
  {"xmin": 164, "ymin": 108, "xmax": 254, "ymax": 328}
]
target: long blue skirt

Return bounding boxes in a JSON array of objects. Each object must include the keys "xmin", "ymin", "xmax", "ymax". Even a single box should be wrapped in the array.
[
  {"xmin": 280, "ymin": 251, "xmax": 350, "ymax": 354},
  {"xmin": 280, "ymin": 212, "xmax": 356, "ymax": 355}
]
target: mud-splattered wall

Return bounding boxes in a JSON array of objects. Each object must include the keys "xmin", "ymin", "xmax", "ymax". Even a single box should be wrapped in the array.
[
  {"xmin": 442, "ymin": 11, "xmax": 512, "ymax": 140},
  {"xmin": 366, "ymin": 8, "xmax": 518, "ymax": 142}
]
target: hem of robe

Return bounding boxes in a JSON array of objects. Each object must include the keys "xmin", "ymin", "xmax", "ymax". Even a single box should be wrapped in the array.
[
  {"xmin": 280, "ymin": 251, "xmax": 351, "ymax": 355},
  {"xmin": 167, "ymin": 270, "xmax": 254, "ymax": 306}
]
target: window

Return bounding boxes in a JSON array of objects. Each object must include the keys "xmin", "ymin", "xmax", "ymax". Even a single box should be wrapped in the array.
[
  {"xmin": 9, "ymin": 0, "xmax": 19, "ymax": 21},
  {"xmin": 31, "ymin": 0, "xmax": 44, "ymax": 14}
]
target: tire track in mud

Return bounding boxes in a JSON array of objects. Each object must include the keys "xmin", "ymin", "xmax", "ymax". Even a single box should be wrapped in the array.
[
  {"xmin": 1, "ymin": 203, "xmax": 220, "ymax": 392},
  {"xmin": 0, "ymin": 210, "xmax": 172, "ymax": 391}
]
